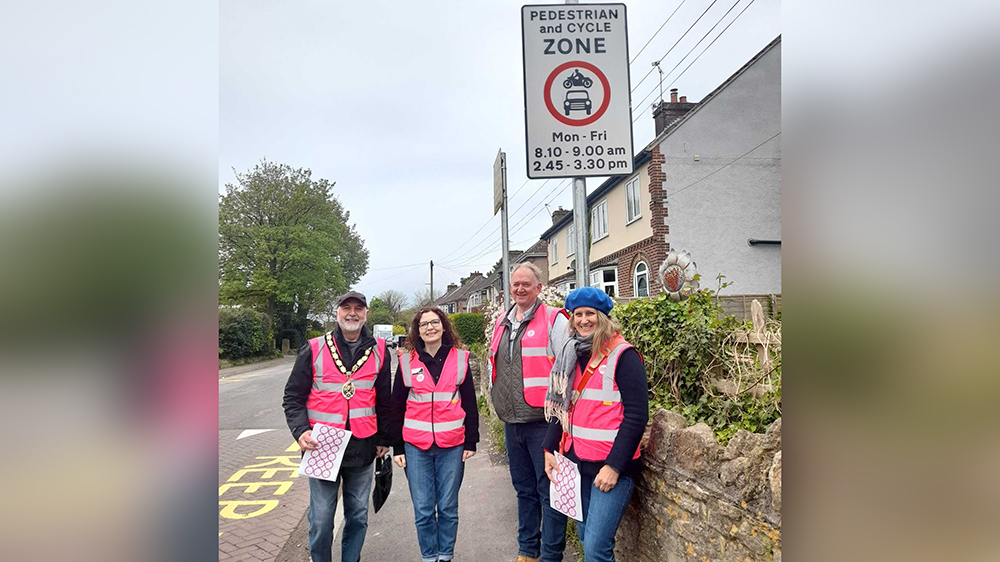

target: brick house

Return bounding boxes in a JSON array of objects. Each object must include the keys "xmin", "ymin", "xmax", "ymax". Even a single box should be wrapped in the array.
[{"xmin": 540, "ymin": 36, "xmax": 781, "ymax": 300}]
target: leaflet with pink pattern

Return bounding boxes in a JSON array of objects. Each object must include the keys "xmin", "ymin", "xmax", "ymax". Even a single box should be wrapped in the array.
[
  {"xmin": 549, "ymin": 452, "xmax": 583, "ymax": 521},
  {"xmin": 298, "ymin": 423, "xmax": 353, "ymax": 482}
]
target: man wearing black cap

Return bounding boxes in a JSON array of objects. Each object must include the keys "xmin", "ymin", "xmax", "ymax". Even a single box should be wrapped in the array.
[{"xmin": 283, "ymin": 290, "xmax": 392, "ymax": 562}]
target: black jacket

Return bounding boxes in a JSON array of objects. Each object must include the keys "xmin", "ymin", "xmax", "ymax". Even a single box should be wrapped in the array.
[
  {"xmin": 386, "ymin": 343, "xmax": 480, "ymax": 456},
  {"xmin": 282, "ymin": 325, "xmax": 392, "ymax": 468}
]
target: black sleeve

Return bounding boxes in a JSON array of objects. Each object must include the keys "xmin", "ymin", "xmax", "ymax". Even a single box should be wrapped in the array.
[
  {"xmin": 374, "ymin": 343, "xmax": 393, "ymax": 447},
  {"xmin": 283, "ymin": 344, "xmax": 314, "ymax": 442},
  {"xmin": 543, "ymin": 418, "xmax": 562, "ymax": 453},
  {"xmin": 460, "ymin": 354, "xmax": 480, "ymax": 451},
  {"xmin": 604, "ymin": 348, "xmax": 650, "ymax": 473},
  {"xmin": 387, "ymin": 359, "xmax": 409, "ymax": 456}
]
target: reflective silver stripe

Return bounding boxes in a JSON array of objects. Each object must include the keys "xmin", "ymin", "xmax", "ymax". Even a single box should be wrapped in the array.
[
  {"xmin": 349, "ymin": 407, "xmax": 375, "ymax": 418},
  {"xmin": 400, "ymin": 353, "xmax": 412, "ymax": 387},
  {"xmin": 403, "ymin": 418, "xmax": 465, "ymax": 432},
  {"xmin": 351, "ymin": 379, "xmax": 376, "ymax": 390},
  {"xmin": 373, "ymin": 340, "xmax": 382, "ymax": 372},
  {"xmin": 603, "ymin": 342, "xmax": 630, "ymax": 391},
  {"xmin": 571, "ymin": 425, "xmax": 619, "ymax": 442},
  {"xmin": 408, "ymin": 391, "xmax": 459, "ymax": 403},
  {"xmin": 314, "ymin": 381, "xmax": 344, "ymax": 392},
  {"xmin": 521, "ymin": 346, "xmax": 551, "ymax": 357},
  {"xmin": 523, "ymin": 377, "xmax": 549, "ymax": 388},
  {"xmin": 455, "ymin": 349, "xmax": 469, "ymax": 385},
  {"xmin": 308, "ymin": 410, "xmax": 344, "ymax": 424},
  {"xmin": 578, "ymin": 388, "xmax": 622, "ymax": 402}
]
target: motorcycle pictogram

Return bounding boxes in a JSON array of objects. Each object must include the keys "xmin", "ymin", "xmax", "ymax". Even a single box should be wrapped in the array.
[{"xmin": 562, "ymin": 69, "xmax": 593, "ymax": 89}]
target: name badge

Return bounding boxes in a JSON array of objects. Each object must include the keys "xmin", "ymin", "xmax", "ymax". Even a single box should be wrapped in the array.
[{"xmin": 411, "ymin": 367, "xmax": 424, "ymax": 374}]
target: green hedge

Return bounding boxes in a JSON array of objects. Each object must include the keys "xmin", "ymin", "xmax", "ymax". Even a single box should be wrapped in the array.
[
  {"xmin": 306, "ymin": 330, "xmax": 324, "ymax": 340},
  {"xmin": 219, "ymin": 308, "xmax": 272, "ymax": 360},
  {"xmin": 451, "ymin": 313, "xmax": 485, "ymax": 346}
]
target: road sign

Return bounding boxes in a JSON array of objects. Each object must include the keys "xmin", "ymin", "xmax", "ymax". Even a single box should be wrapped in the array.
[
  {"xmin": 493, "ymin": 149, "xmax": 505, "ymax": 214},
  {"xmin": 521, "ymin": 4, "xmax": 634, "ymax": 179}
]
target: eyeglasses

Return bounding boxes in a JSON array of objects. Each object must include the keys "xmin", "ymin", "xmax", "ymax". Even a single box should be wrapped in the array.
[{"xmin": 418, "ymin": 319, "xmax": 441, "ymax": 329}]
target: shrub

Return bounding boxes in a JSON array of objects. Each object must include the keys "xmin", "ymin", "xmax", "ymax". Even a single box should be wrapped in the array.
[
  {"xmin": 219, "ymin": 308, "xmax": 272, "ymax": 360},
  {"xmin": 306, "ymin": 330, "xmax": 324, "ymax": 340},
  {"xmin": 393, "ymin": 323, "xmax": 406, "ymax": 335},
  {"xmin": 451, "ymin": 313, "xmax": 485, "ymax": 346},
  {"xmin": 615, "ymin": 290, "xmax": 780, "ymax": 443}
]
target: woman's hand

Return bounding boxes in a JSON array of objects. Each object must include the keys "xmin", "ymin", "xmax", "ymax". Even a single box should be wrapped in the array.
[
  {"xmin": 594, "ymin": 464, "xmax": 619, "ymax": 492},
  {"xmin": 543, "ymin": 451, "xmax": 561, "ymax": 482},
  {"xmin": 393, "ymin": 454, "xmax": 406, "ymax": 468},
  {"xmin": 462, "ymin": 450, "xmax": 476, "ymax": 462}
]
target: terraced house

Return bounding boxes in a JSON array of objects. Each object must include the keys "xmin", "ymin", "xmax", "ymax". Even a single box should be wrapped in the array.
[{"xmin": 540, "ymin": 36, "xmax": 781, "ymax": 303}]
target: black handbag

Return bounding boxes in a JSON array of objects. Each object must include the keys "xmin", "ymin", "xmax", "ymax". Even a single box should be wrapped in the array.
[{"xmin": 372, "ymin": 453, "xmax": 392, "ymax": 513}]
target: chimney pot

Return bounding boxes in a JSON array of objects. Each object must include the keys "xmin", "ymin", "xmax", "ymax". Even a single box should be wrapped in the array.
[
  {"xmin": 679, "ymin": 96, "xmax": 687, "ymax": 103},
  {"xmin": 670, "ymin": 88, "xmax": 678, "ymax": 103}
]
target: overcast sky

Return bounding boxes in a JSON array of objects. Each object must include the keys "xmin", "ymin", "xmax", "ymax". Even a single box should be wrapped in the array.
[{"xmin": 220, "ymin": 0, "xmax": 780, "ymax": 302}]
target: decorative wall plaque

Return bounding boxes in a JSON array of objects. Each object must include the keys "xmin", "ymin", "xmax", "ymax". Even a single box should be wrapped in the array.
[{"xmin": 658, "ymin": 250, "xmax": 699, "ymax": 300}]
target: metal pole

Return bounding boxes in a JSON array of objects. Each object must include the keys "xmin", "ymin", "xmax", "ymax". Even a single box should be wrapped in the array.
[
  {"xmin": 565, "ymin": 0, "xmax": 589, "ymax": 291},
  {"xmin": 429, "ymin": 260, "xmax": 434, "ymax": 304},
  {"xmin": 500, "ymin": 152, "xmax": 511, "ymax": 311}
]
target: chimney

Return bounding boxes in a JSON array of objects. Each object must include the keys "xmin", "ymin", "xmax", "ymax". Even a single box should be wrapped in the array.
[
  {"xmin": 469, "ymin": 271, "xmax": 483, "ymax": 279},
  {"xmin": 447, "ymin": 283, "xmax": 457, "ymax": 291},
  {"xmin": 550, "ymin": 206, "xmax": 571, "ymax": 225},
  {"xmin": 653, "ymin": 89, "xmax": 698, "ymax": 136}
]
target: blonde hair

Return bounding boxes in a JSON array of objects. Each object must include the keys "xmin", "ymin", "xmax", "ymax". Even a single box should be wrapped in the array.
[{"xmin": 569, "ymin": 308, "xmax": 621, "ymax": 352}]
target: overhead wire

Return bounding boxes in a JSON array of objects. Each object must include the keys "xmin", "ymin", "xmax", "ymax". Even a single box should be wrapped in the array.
[
  {"xmin": 630, "ymin": 0, "xmax": 720, "ymax": 96},
  {"xmin": 667, "ymin": 131, "xmax": 780, "ymax": 199},
  {"xmin": 629, "ymin": 0, "xmax": 688, "ymax": 64}
]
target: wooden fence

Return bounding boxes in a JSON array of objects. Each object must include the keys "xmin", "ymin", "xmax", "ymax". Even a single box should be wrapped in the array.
[{"xmin": 614, "ymin": 293, "xmax": 781, "ymax": 320}]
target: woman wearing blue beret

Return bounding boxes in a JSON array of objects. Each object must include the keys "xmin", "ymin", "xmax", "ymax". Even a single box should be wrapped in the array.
[{"xmin": 541, "ymin": 287, "xmax": 648, "ymax": 562}]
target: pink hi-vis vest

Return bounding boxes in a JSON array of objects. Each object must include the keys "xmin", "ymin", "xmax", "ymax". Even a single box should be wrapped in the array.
[
  {"xmin": 488, "ymin": 303, "xmax": 564, "ymax": 408},
  {"xmin": 399, "ymin": 348, "xmax": 470, "ymax": 450},
  {"xmin": 305, "ymin": 335, "xmax": 385, "ymax": 439},
  {"xmin": 565, "ymin": 340, "xmax": 641, "ymax": 462}
]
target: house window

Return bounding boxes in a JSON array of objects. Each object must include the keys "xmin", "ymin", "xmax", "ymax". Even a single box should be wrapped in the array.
[
  {"xmin": 592, "ymin": 200, "xmax": 609, "ymax": 241},
  {"xmin": 625, "ymin": 176, "xmax": 642, "ymax": 224},
  {"xmin": 566, "ymin": 224, "xmax": 575, "ymax": 256},
  {"xmin": 469, "ymin": 293, "xmax": 481, "ymax": 309},
  {"xmin": 590, "ymin": 268, "xmax": 617, "ymax": 297},
  {"xmin": 634, "ymin": 261, "xmax": 649, "ymax": 298},
  {"xmin": 560, "ymin": 281, "xmax": 577, "ymax": 294},
  {"xmin": 549, "ymin": 238, "xmax": 558, "ymax": 265}
]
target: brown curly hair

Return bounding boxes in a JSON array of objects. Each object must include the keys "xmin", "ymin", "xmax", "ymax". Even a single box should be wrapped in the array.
[{"xmin": 403, "ymin": 307, "xmax": 466, "ymax": 353}]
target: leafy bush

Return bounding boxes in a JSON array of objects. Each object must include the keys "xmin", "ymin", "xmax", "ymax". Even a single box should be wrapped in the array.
[
  {"xmin": 306, "ymin": 330, "xmax": 324, "ymax": 340},
  {"xmin": 451, "ymin": 313, "xmax": 485, "ymax": 346},
  {"xmin": 615, "ymin": 290, "xmax": 780, "ymax": 443},
  {"xmin": 219, "ymin": 308, "xmax": 272, "ymax": 360},
  {"xmin": 393, "ymin": 324, "xmax": 406, "ymax": 335}
]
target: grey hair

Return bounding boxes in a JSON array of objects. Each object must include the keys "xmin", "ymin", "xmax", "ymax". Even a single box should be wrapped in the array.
[{"xmin": 511, "ymin": 262, "xmax": 543, "ymax": 285}]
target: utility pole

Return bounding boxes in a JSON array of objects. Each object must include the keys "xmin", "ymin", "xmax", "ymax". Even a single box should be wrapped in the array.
[
  {"xmin": 429, "ymin": 260, "xmax": 434, "ymax": 305},
  {"xmin": 566, "ymin": 0, "xmax": 589, "ymax": 290}
]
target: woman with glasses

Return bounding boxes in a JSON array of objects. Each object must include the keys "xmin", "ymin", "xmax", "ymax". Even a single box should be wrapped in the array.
[{"xmin": 387, "ymin": 307, "xmax": 480, "ymax": 562}]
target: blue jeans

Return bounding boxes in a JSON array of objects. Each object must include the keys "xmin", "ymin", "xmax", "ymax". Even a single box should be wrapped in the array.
[
  {"xmin": 307, "ymin": 461, "xmax": 374, "ymax": 562},
  {"xmin": 576, "ymin": 472, "xmax": 635, "ymax": 562},
  {"xmin": 505, "ymin": 421, "xmax": 568, "ymax": 561},
  {"xmin": 403, "ymin": 442, "xmax": 466, "ymax": 562}
]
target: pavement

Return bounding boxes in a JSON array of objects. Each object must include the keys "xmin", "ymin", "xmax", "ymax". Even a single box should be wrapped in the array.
[{"xmin": 219, "ymin": 351, "xmax": 578, "ymax": 562}]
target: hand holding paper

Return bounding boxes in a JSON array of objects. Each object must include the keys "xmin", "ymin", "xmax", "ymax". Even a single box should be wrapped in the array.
[{"xmin": 298, "ymin": 423, "xmax": 352, "ymax": 482}]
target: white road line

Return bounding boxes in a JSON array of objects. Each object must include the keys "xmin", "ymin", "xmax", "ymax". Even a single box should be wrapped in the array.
[{"xmin": 236, "ymin": 429, "xmax": 276, "ymax": 440}]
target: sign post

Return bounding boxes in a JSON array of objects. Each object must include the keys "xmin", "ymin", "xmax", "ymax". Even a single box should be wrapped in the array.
[
  {"xmin": 521, "ymin": 2, "xmax": 633, "ymax": 289},
  {"xmin": 494, "ymin": 149, "xmax": 510, "ymax": 312}
]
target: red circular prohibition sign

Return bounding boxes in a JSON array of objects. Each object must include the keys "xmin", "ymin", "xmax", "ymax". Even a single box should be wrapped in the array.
[{"xmin": 544, "ymin": 60, "xmax": 612, "ymax": 127}]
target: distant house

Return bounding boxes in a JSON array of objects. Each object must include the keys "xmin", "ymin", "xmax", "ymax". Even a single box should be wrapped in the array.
[
  {"xmin": 433, "ymin": 271, "xmax": 499, "ymax": 314},
  {"xmin": 540, "ymin": 36, "xmax": 781, "ymax": 300}
]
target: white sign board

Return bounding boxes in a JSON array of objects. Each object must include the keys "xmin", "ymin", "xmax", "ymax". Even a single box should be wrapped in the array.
[
  {"xmin": 521, "ymin": 4, "xmax": 634, "ymax": 179},
  {"xmin": 493, "ymin": 149, "xmax": 505, "ymax": 215}
]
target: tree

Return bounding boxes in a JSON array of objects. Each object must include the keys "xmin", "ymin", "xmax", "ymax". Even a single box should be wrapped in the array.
[
  {"xmin": 411, "ymin": 287, "xmax": 445, "ymax": 309},
  {"xmin": 219, "ymin": 160, "xmax": 369, "ymax": 347},
  {"xmin": 377, "ymin": 290, "xmax": 408, "ymax": 324},
  {"xmin": 365, "ymin": 297, "xmax": 394, "ymax": 328}
]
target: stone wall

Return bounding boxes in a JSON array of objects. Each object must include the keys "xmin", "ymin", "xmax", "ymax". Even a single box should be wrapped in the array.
[{"xmin": 615, "ymin": 411, "xmax": 782, "ymax": 562}]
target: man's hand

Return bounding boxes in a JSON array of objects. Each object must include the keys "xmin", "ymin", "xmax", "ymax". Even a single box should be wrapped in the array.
[
  {"xmin": 462, "ymin": 450, "xmax": 476, "ymax": 462},
  {"xmin": 543, "ymin": 451, "xmax": 560, "ymax": 482},
  {"xmin": 297, "ymin": 430, "xmax": 319, "ymax": 451},
  {"xmin": 393, "ymin": 454, "xmax": 406, "ymax": 468},
  {"xmin": 594, "ymin": 464, "xmax": 619, "ymax": 493},
  {"xmin": 376, "ymin": 445, "xmax": 390, "ymax": 458}
]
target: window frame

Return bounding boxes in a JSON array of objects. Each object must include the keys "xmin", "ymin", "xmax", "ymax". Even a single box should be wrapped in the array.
[
  {"xmin": 591, "ymin": 199, "xmax": 609, "ymax": 242},
  {"xmin": 566, "ymin": 224, "xmax": 575, "ymax": 256},
  {"xmin": 633, "ymin": 261, "xmax": 649, "ymax": 298},
  {"xmin": 549, "ymin": 238, "xmax": 558, "ymax": 265},
  {"xmin": 625, "ymin": 176, "xmax": 642, "ymax": 225},
  {"xmin": 589, "ymin": 267, "xmax": 618, "ymax": 297}
]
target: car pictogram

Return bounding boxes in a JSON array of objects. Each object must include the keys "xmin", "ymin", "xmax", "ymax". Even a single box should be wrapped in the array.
[{"xmin": 563, "ymin": 90, "xmax": 592, "ymax": 116}]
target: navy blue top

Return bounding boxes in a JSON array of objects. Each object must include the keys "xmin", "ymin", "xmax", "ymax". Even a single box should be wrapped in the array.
[{"xmin": 543, "ymin": 347, "xmax": 649, "ymax": 478}]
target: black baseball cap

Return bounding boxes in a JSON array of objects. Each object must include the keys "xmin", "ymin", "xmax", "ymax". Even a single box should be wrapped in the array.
[{"xmin": 335, "ymin": 290, "xmax": 367, "ymax": 308}]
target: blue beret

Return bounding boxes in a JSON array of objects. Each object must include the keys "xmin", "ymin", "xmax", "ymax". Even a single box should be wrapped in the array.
[{"xmin": 565, "ymin": 286, "xmax": 614, "ymax": 316}]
